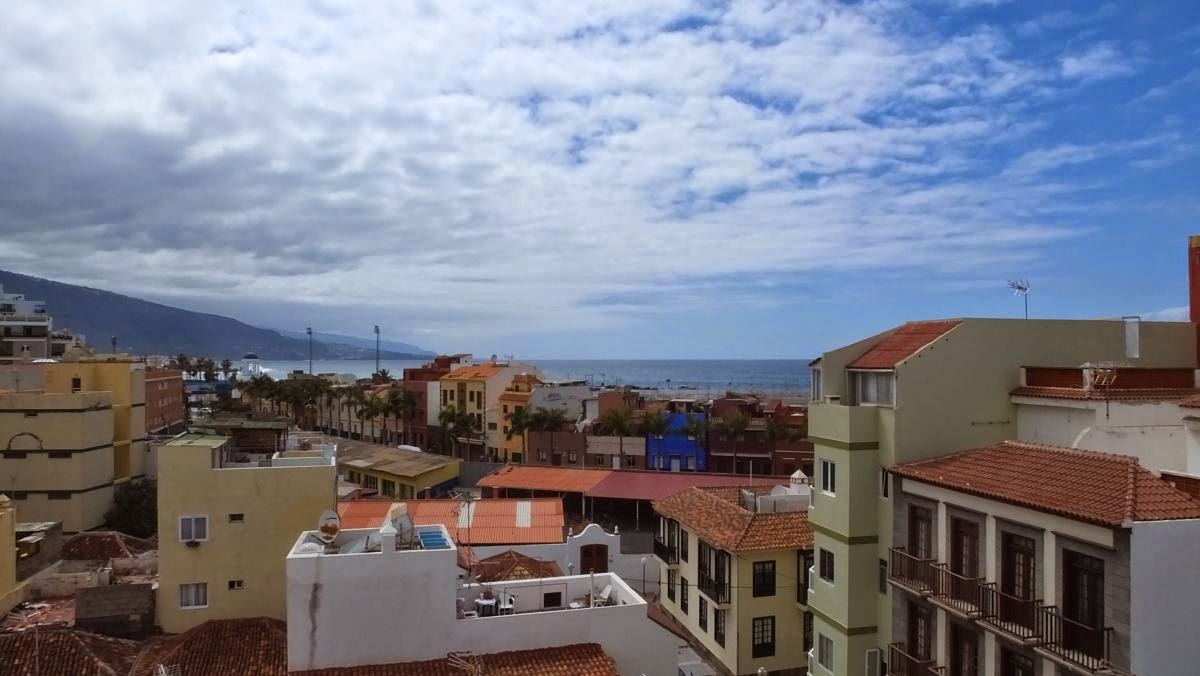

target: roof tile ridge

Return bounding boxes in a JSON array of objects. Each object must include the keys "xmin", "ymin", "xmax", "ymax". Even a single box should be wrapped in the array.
[
  {"xmin": 1124, "ymin": 460, "xmax": 1139, "ymax": 523},
  {"xmin": 1005, "ymin": 439, "xmax": 1140, "ymax": 463}
]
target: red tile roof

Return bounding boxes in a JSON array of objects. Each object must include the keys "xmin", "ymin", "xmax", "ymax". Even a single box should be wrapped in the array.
[
  {"xmin": 337, "ymin": 498, "xmax": 565, "ymax": 544},
  {"xmin": 63, "ymin": 532, "xmax": 155, "ymax": 561},
  {"xmin": 847, "ymin": 320, "xmax": 961, "ymax": 369},
  {"xmin": 296, "ymin": 643, "xmax": 619, "ymax": 676},
  {"xmin": 1180, "ymin": 394, "xmax": 1200, "ymax": 408},
  {"xmin": 0, "ymin": 629, "xmax": 141, "ymax": 676},
  {"xmin": 130, "ymin": 617, "xmax": 288, "ymax": 676},
  {"xmin": 468, "ymin": 549, "xmax": 565, "ymax": 582},
  {"xmin": 1012, "ymin": 386, "xmax": 1200, "ymax": 402},
  {"xmin": 653, "ymin": 486, "xmax": 813, "ymax": 552},
  {"xmin": 890, "ymin": 441, "xmax": 1200, "ymax": 528},
  {"xmin": 441, "ymin": 363, "xmax": 505, "ymax": 380},
  {"xmin": 586, "ymin": 470, "xmax": 790, "ymax": 501},
  {"xmin": 477, "ymin": 466, "xmax": 612, "ymax": 494}
]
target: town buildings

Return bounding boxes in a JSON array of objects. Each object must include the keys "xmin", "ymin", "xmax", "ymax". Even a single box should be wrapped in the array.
[
  {"xmin": 439, "ymin": 360, "xmax": 543, "ymax": 460},
  {"xmin": 144, "ymin": 368, "xmax": 185, "ymax": 435},
  {"xmin": 402, "ymin": 354, "xmax": 470, "ymax": 448},
  {"xmin": 886, "ymin": 441, "xmax": 1200, "ymax": 676},
  {"xmin": 156, "ymin": 432, "xmax": 336, "ymax": 633},
  {"xmin": 0, "ymin": 284, "xmax": 51, "ymax": 364},
  {"xmin": 654, "ymin": 480, "xmax": 813, "ymax": 675},
  {"xmin": 336, "ymin": 439, "xmax": 460, "ymax": 498}
]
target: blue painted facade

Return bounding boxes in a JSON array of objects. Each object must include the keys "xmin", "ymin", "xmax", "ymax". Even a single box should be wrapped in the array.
[{"xmin": 645, "ymin": 412, "xmax": 707, "ymax": 472}]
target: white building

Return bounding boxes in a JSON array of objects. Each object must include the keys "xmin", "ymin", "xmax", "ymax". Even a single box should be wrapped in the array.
[
  {"xmin": 286, "ymin": 509, "xmax": 678, "ymax": 675},
  {"xmin": 0, "ymin": 284, "xmax": 52, "ymax": 364},
  {"xmin": 529, "ymin": 380, "xmax": 592, "ymax": 419}
]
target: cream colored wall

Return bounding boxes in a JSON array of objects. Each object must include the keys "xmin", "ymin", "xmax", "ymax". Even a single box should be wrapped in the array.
[
  {"xmin": 43, "ymin": 361, "xmax": 147, "ymax": 480},
  {"xmin": 733, "ymin": 550, "xmax": 808, "ymax": 674},
  {"xmin": 1016, "ymin": 399, "xmax": 1187, "ymax": 472},
  {"xmin": 0, "ymin": 499, "xmax": 23, "ymax": 615},
  {"xmin": 157, "ymin": 438, "xmax": 335, "ymax": 632}
]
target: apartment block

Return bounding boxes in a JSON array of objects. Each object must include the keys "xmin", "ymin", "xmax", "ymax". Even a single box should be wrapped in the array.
[
  {"xmin": 439, "ymin": 360, "xmax": 542, "ymax": 460},
  {"xmin": 0, "ymin": 391, "xmax": 116, "ymax": 532},
  {"xmin": 654, "ymin": 481, "xmax": 813, "ymax": 675},
  {"xmin": 145, "ymin": 368, "xmax": 185, "ymax": 434},
  {"xmin": 156, "ymin": 432, "xmax": 336, "ymax": 633},
  {"xmin": 0, "ymin": 284, "xmax": 51, "ymax": 364},
  {"xmin": 885, "ymin": 441, "xmax": 1200, "ymax": 676},
  {"xmin": 42, "ymin": 358, "xmax": 147, "ymax": 483},
  {"xmin": 402, "ymin": 354, "xmax": 470, "ymax": 448}
]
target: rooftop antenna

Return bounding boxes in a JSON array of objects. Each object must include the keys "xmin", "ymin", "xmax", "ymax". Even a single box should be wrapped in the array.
[{"xmin": 1007, "ymin": 279, "xmax": 1031, "ymax": 319}]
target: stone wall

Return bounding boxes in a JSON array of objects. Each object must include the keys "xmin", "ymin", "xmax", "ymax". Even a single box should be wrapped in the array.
[{"xmin": 75, "ymin": 583, "xmax": 155, "ymax": 637}]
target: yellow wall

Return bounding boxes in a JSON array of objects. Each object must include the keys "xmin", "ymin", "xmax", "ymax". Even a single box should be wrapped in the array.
[
  {"xmin": 340, "ymin": 460, "xmax": 459, "ymax": 499},
  {"xmin": 0, "ymin": 392, "xmax": 116, "ymax": 532},
  {"xmin": 0, "ymin": 497, "xmax": 24, "ymax": 615},
  {"xmin": 43, "ymin": 360, "xmax": 147, "ymax": 481},
  {"xmin": 157, "ymin": 435, "xmax": 335, "ymax": 633}
]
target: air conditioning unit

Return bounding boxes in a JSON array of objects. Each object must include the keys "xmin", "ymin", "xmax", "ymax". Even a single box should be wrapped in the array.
[{"xmin": 864, "ymin": 648, "xmax": 882, "ymax": 676}]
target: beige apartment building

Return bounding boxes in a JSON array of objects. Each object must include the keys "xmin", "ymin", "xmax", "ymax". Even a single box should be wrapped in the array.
[
  {"xmin": 157, "ymin": 432, "xmax": 336, "ymax": 632},
  {"xmin": 440, "ymin": 360, "xmax": 543, "ymax": 460},
  {"xmin": 42, "ymin": 358, "xmax": 147, "ymax": 483},
  {"xmin": 655, "ymin": 483, "xmax": 813, "ymax": 675},
  {"xmin": 0, "ymin": 391, "xmax": 116, "ymax": 532},
  {"xmin": 805, "ymin": 317, "xmax": 1195, "ymax": 676}
]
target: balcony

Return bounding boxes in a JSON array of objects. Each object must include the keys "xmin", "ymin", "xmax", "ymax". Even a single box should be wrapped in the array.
[
  {"xmin": 808, "ymin": 401, "xmax": 878, "ymax": 446},
  {"xmin": 930, "ymin": 565, "xmax": 985, "ymax": 617},
  {"xmin": 978, "ymin": 584, "xmax": 1041, "ymax": 642},
  {"xmin": 888, "ymin": 643, "xmax": 944, "ymax": 676},
  {"xmin": 698, "ymin": 571, "xmax": 730, "ymax": 605},
  {"xmin": 1034, "ymin": 605, "xmax": 1113, "ymax": 673},
  {"xmin": 653, "ymin": 538, "xmax": 678, "ymax": 565},
  {"xmin": 888, "ymin": 548, "xmax": 937, "ymax": 596}
]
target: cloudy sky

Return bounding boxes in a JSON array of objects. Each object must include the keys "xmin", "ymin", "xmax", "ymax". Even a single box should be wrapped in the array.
[{"xmin": 1, "ymin": 1, "xmax": 1198, "ymax": 358}]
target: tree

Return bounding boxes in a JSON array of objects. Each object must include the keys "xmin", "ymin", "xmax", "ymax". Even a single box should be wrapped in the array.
[
  {"xmin": 385, "ymin": 387, "xmax": 419, "ymax": 445},
  {"xmin": 765, "ymin": 416, "xmax": 794, "ymax": 444},
  {"xmin": 713, "ymin": 411, "xmax": 750, "ymax": 475},
  {"xmin": 505, "ymin": 406, "xmax": 532, "ymax": 463},
  {"xmin": 342, "ymin": 387, "xmax": 367, "ymax": 437},
  {"xmin": 220, "ymin": 358, "xmax": 234, "ymax": 379},
  {"xmin": 173, "ymin": 353, "xmax": 192, "ymax": 375},
  {"xmin": 531, "ymin": 407, "xmax": 569, "ymax": 463},
  {"xmin": 596, "ymin": 406, "xmax": 633, "ymax": 467},
  {"xmin": 357, "ymin": 396, "xmax": 384, "ymax": 442},
  {"xmin": 677, "ymin": 413, "xmax": 709, "ymax": 462},
  {"xmin": 372, "ymin": 368, "xmax": 394, "ymax": 384},
  {"xmin": 639, "ymin": 410, "xmax": 671, "ymax": 469},
  {"xmin": 104, "ymin": 480, "xmax": 157, "ymax": 538},
  {"xmin": 245, "ymin": 374, "xmax": 275, "ymax": 412},
  {"xmin": 438, "ymin": 406, "xmax": 475, "ymax": 459}
]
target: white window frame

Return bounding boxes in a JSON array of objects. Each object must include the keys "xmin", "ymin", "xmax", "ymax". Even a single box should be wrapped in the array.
[
  {"xmin": 879, "ymin": 468, "xmax": 890, "ymax": 499},
  {"xmin": 228, "ymin": 579, "xmax": 245, "ymax": 591},
  {"xmin": 818, "ymin": 633, "xmax": 834, "ymax": 672},
  {"xmin": 811, "ymin": 367, "xmax": 822, "ymax": 401},
  {"xmin": 821, "ymin": 459, "xmax": 836, "ymax": 495},
  {"xmin": 179, "ymin": 582, "xmax": 208, "ymax": 609},
  {"xmin": 819, "ymin": 548, "xmax": 836, "ymax": 585},
  {"xmin": 848, "ymin": 370, "xmax": 894, "ymax": 407},
  {"xmin": 179, "ymin": 514, "xmax": 209, "ymax": 542}
]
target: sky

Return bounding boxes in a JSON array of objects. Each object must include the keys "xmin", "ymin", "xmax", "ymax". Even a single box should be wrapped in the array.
[{"xmin": 0, "ymin": 1, "xmax": 1198, "ymax": 359}]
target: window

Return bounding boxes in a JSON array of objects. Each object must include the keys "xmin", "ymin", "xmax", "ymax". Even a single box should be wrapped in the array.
[
  {"xmin": 753, "ymin": 560, "xmax": 776, "ymax": 597},
  {"xmin": 817, "ymin": 633, "xmax": 834, "ymax": 671},
  {"xmin": 48, "ymin": 492, "xmax": 71, "ymax": 500},
  {"xmin": 179, "ymin": 515, "xmax": 209, "ymax": 542},
  {"xmin": 568, "ymin": 450, "xmax": 577, "ymax": 463},
  {"xmin": 503, "ymin": 405, "xmax": 509, "ymax": 414},
  {"xmin": 3, "ymin": 452, "xmax": 28, "ymax": 459},
  {"xmin": 543, "ymin": 591, "xmax": 562, "ymax": 608},
  {"xmin": 539, "ymin": 449, "xmax": 548, "ymax": 462},
  {"xmin": 819, "ymin": 549, "xmax": 835, "ymax": 583},
  {"xmin": 821, "ymin": 459, "xmax": 836, "ymax": 494},
  {"xmin": 803, "ymin": 612, "xmax": 813, "ymax": 652},
  {"xmin": 595, "ymin": 455, "xmax": 604, "ymax": 466},
  {"xmin": 22, "ymin": 412, "xmax": 36, "ymax": 418},
  {"xmin": 680, "ymin": 529, "xmax": 689, "ymax": 562},
  {"xmin": 623, "ymin": 454, "xmax": 634, "ymax": 466},
  {"xmin": 228, "ymin": 579, "xmax": 244, "ymax": 591},
  {"xmin": 680, "ymin": 577, "xmax": 689, "ymax": 614},
  {"xmin": 880, "ymin": 468, "xmax": 890, "ymax": 498},
  {"xmin": 714, "ymin": 609, "xmax": 726, "ymax": 646},
  {"xmin": 751, "ymin": 616, "xmax": 775, "ymax": 658},
  {"xmin": 879, "ymin": 559, "xmax": 888, "ymax": 594},
  {"xmin": 487, "ymin": 422, "xmax": 497, "ymax": 430},
  {"xmin": 698, "ymin": 597, "xmax": 708, "ymax": 631},
  {"xmin": 228, "ymin": 513, "xmax": 244, "ymax": 523},
  {"xmin": 180, "ymin": 583, "xmax": 208, "ymax": 608},
  {"xmin": 71, "ymin": 376, "xmax": 82, "ymax": 393},
  {"xmin": 811, "ymin": 367, "xmax": 822, "ymax": 400},
  {"xmin": 686, "ymin": 456, "xmax": 696, "ymax": 470},
  {"xmin": 850, "ymin": 370, "xmax": 894, "ymax": 406},
  {"xmin": 363, "ymin": 475, "xmax": 378, "ymax": 490},
  {"xmin": 382, "ymin": 479, "xmax": 396, "ymax": 496},
  {"xmin": 667, "ymin": 570, "xmax": 676, "ymax": 602}
]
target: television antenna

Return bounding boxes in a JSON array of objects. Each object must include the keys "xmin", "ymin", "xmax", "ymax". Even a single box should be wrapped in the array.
[{"xmin": 1007, "ymin": 279, "xmax": 1031, "ymax": 319}]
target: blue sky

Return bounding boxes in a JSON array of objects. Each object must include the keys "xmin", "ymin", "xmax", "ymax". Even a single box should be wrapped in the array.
[{"xmin": 0, "ymin": 1, "xmax": 1197, "ymax": 358}]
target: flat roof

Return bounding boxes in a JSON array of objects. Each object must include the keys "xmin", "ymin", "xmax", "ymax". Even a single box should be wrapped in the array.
[
  {"xmin": 193, "ymin": 417, "xmax": 289, "ymax": 430},
  {"xmin": 476, "ymin": 465, "xmax": 792, "ymax": 501},
  {"xmin": 338, "ymin": 498, "xmax": 564, "ymax": 544},
  {"xmin": 164, "ymin": 433, "xmax": 228, "ymax": 448},
  {"xmin": 336, "ymin": 439, "xmax": 458, "ymax": 479},
  {"xmin": 477, "ymin": 466, "xmax": 612, "ymax": 494}
]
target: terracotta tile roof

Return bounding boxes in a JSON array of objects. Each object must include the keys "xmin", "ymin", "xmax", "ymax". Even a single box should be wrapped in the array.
[
  {"xmin": 847, "ymin": 320, "xmax": 961, "ymax": 369},
  {"xmin": 63, "ymin": 531, "xmax": 155, "ymax": 561},
  {"xmin": 586, "ymin": 470, "xmax": 790, "ymax": 501},
  {"xmin": 468, "ymin": 549, "xmax": 565, "ymax": 581},
  {"xmin": 498, "ymin": 389, "xmax": 533, "ymax": 404},
  {"xmin": 1012, "ymin": 386, "xmax": 1200, "ymax": 402},
  {"xmin": 890, "ymin": 440, "xmax": 1200, "ymax": 528},
  {"xmin": 441, "ymin": 363, "xmax": 505, "ymax": 381},
  {"xmin": 338, "ymin": 498, "xmax": 565, "ymax": 544},
  {"xmin": 477, "ymin": 465, "xmax": 612, "ymax": 494},
  {"xmin": 130, "ymin": 617, "xmax": 288, "ymax": 676},
  {"xmin": 0, "ymin": 629, "xmax": 142, "ymax": 676},
  {"xmin": 295, "ymin": 643, "xmax": 619, "ymax": 676},
  {"xmin": 1180, "ymin": 393, "xmax": 1200, "ymax": 408},
  {"xmin": 653, "ymin": 486, "xmax": 813, "ymax": 552}
]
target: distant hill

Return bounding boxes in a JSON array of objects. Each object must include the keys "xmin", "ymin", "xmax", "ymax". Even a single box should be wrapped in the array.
[
  {"xmin": 0, "ymin": 269, "xmax": 434, "ymax": 361},
  {"xmin": 275, "ymin": 329, "xmax": 434, "ymax": 357}
]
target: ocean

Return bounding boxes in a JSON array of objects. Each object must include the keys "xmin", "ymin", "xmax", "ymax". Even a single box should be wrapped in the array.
[{"xmin": 256, "ymin": 358, "xmax": 813, "ymax": 398}]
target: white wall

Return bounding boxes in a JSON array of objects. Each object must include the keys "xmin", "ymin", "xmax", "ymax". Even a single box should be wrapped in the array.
[
  {"xmin": 1015, "ymin": 399, "xmax": 1187, "ymax": 472},
  {"xmin": 529, "ymin": 384, "xmax": 591, "ymax": 419},
  {"xmin": 426, "ymin": 381, "xmax": 441, "ymax": 427},
  {"xmin": 1129, "ymin": 519, "xmax": 1200, "ymax": 675}
]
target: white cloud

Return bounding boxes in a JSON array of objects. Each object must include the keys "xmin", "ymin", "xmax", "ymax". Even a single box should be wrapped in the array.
[
  {"xmin": 1060, "ymin": 43, "xmax": 1137, "ymax": 81},
  {"xmin": 1141, "ymin": 307, "xmax": 1188, "ymax": 322}
]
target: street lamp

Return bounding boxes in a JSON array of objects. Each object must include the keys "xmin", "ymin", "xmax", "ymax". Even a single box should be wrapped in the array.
[
  {"xmin": 306, "ymin": 327, "xmax": 313, "ymax": 375},
  {"xmin": 373, "ymin": 324, "xmax": 380, "ymax": 375},
  {"xmin": 640, "ymin": 556, "xmax": 648, "ymax": 595}
]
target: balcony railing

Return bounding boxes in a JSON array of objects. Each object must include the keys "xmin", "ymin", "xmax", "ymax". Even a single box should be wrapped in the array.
[
  {"xmin": 888, "ymin": 643, "xmax": 943, "ymax": 676},
  {"xmin": 979, "ymin": 583, "xmax": 1040, "ymax": 640},
  {"xmin": 698, "ymin": 571, "xmax": 730, "ymax": 604},
  {"xmin": 931, "ymin": 565, "xmax": 985, "ymax": 616},
  {"xmin": 653, "ymin": 538, "xmax": 678, "ymax": 565},
  {"xmin": 888, "ymin": 547, "xmax": 937, "ymax": 595},
  {"xmin": 1035, "ymin": 605, "xmax": 1112, "ymax": 672}
]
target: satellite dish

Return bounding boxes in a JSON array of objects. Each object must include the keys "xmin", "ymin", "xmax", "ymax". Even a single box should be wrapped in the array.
[{"xmin": 316, "ymin": 509, "xmax": 341, "ymax": 544}]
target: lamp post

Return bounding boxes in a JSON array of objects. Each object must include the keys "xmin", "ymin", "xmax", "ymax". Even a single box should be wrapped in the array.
[
  {"xmin": 110, "ymin": 336, "xmax": 117, "ymax": 354},
  {"xmin": 640, "ymin": 556, "xmax": 648, "ymax": 595},
  {"xmin": 373, "ymin": 324, "xmax": 380, "ymax": 375},
  {"xmin": 306, "ymin": 327, "xmax": 313, "ymax": 375}
]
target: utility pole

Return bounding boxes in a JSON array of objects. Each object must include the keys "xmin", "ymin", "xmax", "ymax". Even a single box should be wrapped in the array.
[
  {"xmin": 306, "ymin": 327, "xmax": 313, "ymax": 375},
  {"xmin": 373, "ymin": 324, "xmax": 380, "ymax": 375},
  {"xmin": 110, "ymin": 336, "xmax": 117, "ymax": 354}
]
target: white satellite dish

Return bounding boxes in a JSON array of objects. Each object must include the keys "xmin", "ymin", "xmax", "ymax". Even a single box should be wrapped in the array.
[{"xmin": 316, "ymin": 509, "xmax": 341, "ymax": 544}]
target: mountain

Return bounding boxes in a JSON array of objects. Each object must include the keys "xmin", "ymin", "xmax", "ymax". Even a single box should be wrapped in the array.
[
  {"xmin": 0, "ymin": 269, "xmax": 434, "ymax": 360},
  {"xmin": 275, "ymin": 329, "xmax": 434, "ymax": 357}
]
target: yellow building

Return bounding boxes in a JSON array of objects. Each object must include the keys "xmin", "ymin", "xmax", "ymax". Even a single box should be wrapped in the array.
[
  {"xmin": 805, "ymin": 318, "xmax": 1195, "ymax": 676},
  {"xmin": 498, "ymin": 373, "xmax": 541, "ymax": 463},
  {"xmin": 42, "ymin": 358, "xmax": 147, "ymax": 484},
  {"xmin": 0, "ymin": 391, "xmax": 116, "ymax": 532},
  {"xmin": 439, "ymin": 361, "xmax": 543, "ymax": 460},
  {"xmin": 654, "ymin": 485, "xmax": 813, "ymax": 675},
  {"xmin": 0, "ymin": 495, "xmax": 24, "ymax": 615},
  {"xmin": 337, "ymin": 438, "xmax": 459, "ymax": 498},
  {"xmin": 157, "ymin": 432, "xmax": 336, "ymax": 633}
]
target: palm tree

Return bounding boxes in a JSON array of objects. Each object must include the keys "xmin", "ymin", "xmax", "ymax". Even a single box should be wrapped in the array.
[
  {"xmin": 531, "ymin": 407, "xmax": 569, "ymax": 463},
  {"xmin": 639, "ymin": 410, "xmax": 670, "ymax": 470},
  {"xmin": 357, "ymin": 396, "xmax": 384, "ymax": 442},
  {"xmin": 386, "ymin": 388, "xmax": 419, "ymax": 445},
  {"xmin": 373, "ymin": 368, "xmax": 394, "ymax": 384},
  {"xmin": 341, "ymin": 388, "xmax": 367, "ymax": 438},
  {"xmin": 173, "ymin": 353, "xmax": 192, "ymax": 374},
  {"xmin": 505, "ymin": 406, "xmax": 532, "ymax": 463},
  {"xmin": 596, "ymin": 407, "xmax": 633, "ymax": 468},
  {"xmin": 245, "ymin": 374, "xmax": 274, "ymax": 412},
  {"xmin": 438, "ymin": 406, "xmax": 475, "ymax": 459},
  {"xmin": 677, "ymin": 413, "xmax": 709, "ymax": 468},
  {"xmin": 713, "ymin": 411, "xmax": 750, "ymax": 475},
  {"xmin": 220, "ymin": 358, "xmax": 234, "ymax": 380}
]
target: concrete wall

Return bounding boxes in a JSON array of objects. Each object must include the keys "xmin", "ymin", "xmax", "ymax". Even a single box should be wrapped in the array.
[
  {"xmin": 75, "ymin": 582, "xmax": 155, "ymax": 637},
  {"xmin": 469, "ymin": 524, "xmax": 656, "ymax": 590},
  {"xmin": 1016, "ymin": 399, "xmax": 1187, "ymax": 472},
  {"xmin": 25, "ymin": 560, "xmax": 110, "ymax": 598},
  {"xmin": 0, "ymin": 500, "xmax": 23, "ymax": 615},
  {"xmin": 1129, "ymin": 519, "xmax": 1200, "ymax": 675}
]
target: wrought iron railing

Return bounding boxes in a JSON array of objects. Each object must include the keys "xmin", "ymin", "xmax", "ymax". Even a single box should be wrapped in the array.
[
  {"xmin": 888, "ymin": 642, "xmax": 941, "ymax": 676},
  {"xmin": 888, "ymin": 547, "xmax": 937, "ymax": 594},
  {"xmin": 698, "ymin": 571, "xmax": 730, "ymax": 604},
  {"xmin": 1035, "ymin": 604, "xmax": 1112, "ymax": 672},
  {"xmin": 979, "ymin": 583, "xmax": 1040, "ymax": 639},
  {"xmin": 932, "ymin": 564, "xmax": 985, "ymax": 614},
  {"xmin": 653, "ymin": 538, "xmax": 677, "ymax": 564}
]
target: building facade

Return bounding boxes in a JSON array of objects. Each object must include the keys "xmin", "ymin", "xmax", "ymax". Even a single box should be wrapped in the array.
[
  {"xmin": 402, "ymin": 354, "xmax": 469, "ymax": 449},
  {"xmin": 0, "ymin": 284, "xmax": 51, "ymax": 364},
  {"xmin": 145, "ymin": 368, "xmax": 186, "ymax": 435},
  {"xmin": 0, "ymin": 495, "xmax": 24, "ymax": 616},
  {"xmin": 156, "ymin": 432, "xmax": 336, "ymax": 633},
  {"xmin": 440, "ymin": 361, "xmax": 542, "ymax": 460}
]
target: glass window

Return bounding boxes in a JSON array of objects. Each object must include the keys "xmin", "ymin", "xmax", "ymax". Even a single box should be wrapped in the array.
[
  {"xmin": 850, "ymin": 370, "xmax": 894, "ymax": 406},
  {"xmin": 179, "ymin": 515, "xmax": 209, "ymax": 542},
  {"xmin": 698, "ymin": 597, "xmax": 708, "ymax": 632},
  {"xmin": 680, "ymin": 577, "xmax": 689, "ymax": 614},
  {"xmin": 811, "ymin": 368, "xmax": 822, "ymax": 400},
  {"xmin": 753, "ymin": 560, "xmax": 776, "ymax": 597},
  {"xmin": 680, "ymin": 529, "xmax": 689, "ymax": 562},
  {"xmin": 818, "ymin": 634, "xmax": 834, "ymax": 671},
  {"xmin": 228, "ymin": 579, "xmax": 244, "ymax": 591},
  {"xmin": 880, "ymin": 468, "xmax": 890, "ymax": 498},
  {"xmin": 803, "ymin": 612, "xmax": 813, "ymax": 652},
  {"xmin": 667, "ymin": 570, "xmax": 676, "ymax": 602},
  {"xmin": 752, "ymin": 616, "xmax": 775, "ymax": 658},
  {"xmin": 819, "ymin": 549, "xmax": 835, "ymax": 583},
  {"xmin": 180, "ymin": 583, "xmax": 208, "ymax": 608},
  {"xmin": 879, "ymin": 559, "xmax": 888, "ymax": 594},
  {"xmin": 714, "ymin": 609, "xmax": 726, "ymax": 646},
  {"xmin": 821, "ymin": 459, "xmax": 836, "ymax": 494}
]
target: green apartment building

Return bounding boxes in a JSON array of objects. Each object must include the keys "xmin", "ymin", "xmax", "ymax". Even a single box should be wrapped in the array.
[{"xmin": 804, "ymin": 317, "xmax": 1195, "ymax": 676}]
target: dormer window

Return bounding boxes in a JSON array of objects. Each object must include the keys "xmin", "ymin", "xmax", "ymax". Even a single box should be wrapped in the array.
[{"xmin": 849, "ymin": 370, "xmax": 894, "ymax": 406}]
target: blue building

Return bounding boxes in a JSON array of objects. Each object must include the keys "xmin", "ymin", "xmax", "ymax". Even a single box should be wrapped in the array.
[{"xmin": 645, "ymin": 412, "xmax": 707, "ymax": 472}]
